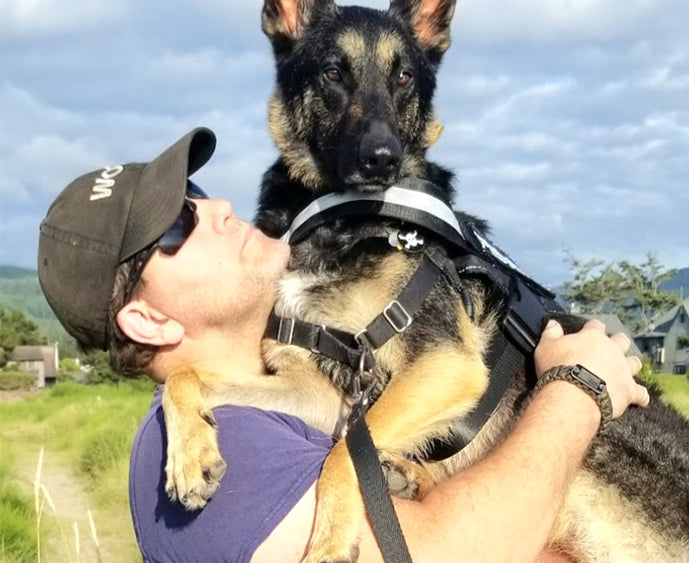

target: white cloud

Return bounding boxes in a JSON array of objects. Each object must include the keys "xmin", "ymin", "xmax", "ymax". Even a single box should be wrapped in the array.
[
  {"xmin": 0, "ymin": 0, "xmax": 125, "ymax": 38},
  {"xmin": 455, "ymin": 0, "xmax": 688, "ymax": 45}
]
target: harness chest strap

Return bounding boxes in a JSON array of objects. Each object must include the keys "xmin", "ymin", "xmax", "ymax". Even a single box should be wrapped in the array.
[{"xmin": 265, "ymin": 251, "xmax": 453, "ymax": 371}]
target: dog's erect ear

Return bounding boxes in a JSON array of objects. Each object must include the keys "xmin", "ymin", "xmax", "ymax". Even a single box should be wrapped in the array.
[
  {"xmin": 389, "ymin": 0, "xmax": 457, "ymax": 62},
  {"xmin": 262, "ymin": 0, "xmax": 334, "ymax": 45}
]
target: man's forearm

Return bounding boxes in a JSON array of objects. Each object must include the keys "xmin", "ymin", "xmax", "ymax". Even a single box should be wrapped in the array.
[{"xmin": 398, "ymin": 381, "xmax": 600, "ymax": 562}]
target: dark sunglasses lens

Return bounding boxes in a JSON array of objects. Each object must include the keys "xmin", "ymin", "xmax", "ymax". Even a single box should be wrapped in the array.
[
  {"xmin": 158, "ymin": 201, "xmax": 197, "ymax": 255},
  {"xmin": 187, "ymin": 180, "xmax": 209, "ymax": 200}
]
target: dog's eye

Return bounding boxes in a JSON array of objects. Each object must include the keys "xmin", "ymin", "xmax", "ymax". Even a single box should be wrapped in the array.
[
  {"xmin": 324, "ymin": 67, "xmax": 342, "ymax": 82},
  {"xmin": 396, "ymin": 70, "xmax": 413, "ymax": 86}
]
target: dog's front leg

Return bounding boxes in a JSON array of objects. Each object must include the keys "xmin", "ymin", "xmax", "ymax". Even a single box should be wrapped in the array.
[
  {"xmin": 163, "ymin": 366, "xmax": 228, "ymax": 510},
  {"xmin": 163, "ymin": 350, "xmax": 348, "ymax": 511},
  {"xmin": 304, "ymin": 342, "xmax": 488, "ymax": 563}
]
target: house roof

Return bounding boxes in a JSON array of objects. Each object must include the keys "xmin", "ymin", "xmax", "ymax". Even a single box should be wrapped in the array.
[
  {"xmin": 11, "ymin": 345, "xmax": 58, "ymax": 378},
  {"xmin": 652, "ymin": 297, "xmax": 689, "ymax": 333},
  {"xmin": 581, "ymin": 313, "xmax": 642, "ymax": 356}
]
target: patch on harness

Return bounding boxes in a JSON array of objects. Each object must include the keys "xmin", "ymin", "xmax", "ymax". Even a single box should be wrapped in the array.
[{"xmin": 388, "ymin": 229, "xmax": 425, "ymax": 253}]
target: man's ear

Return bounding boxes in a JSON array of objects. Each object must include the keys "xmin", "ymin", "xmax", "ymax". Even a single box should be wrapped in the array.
[{"xmin": 116, "ymin": 300, "xmax": 185, "ymax": 347}]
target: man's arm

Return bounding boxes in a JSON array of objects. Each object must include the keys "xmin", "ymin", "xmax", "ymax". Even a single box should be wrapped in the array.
[{"xmin": 254, "ymin": 320, "xmax": 648, "ymax": 562}]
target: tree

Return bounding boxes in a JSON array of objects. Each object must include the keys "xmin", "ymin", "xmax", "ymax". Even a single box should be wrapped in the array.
[
  {"xmin": 562, "ymin": 252, "xmax": 679, "ymax": 333},
  {"xmin": 0, "ymin": 304, "xmax": 47, "ymax": 367},
  {"xmin": 617, "ymin": 253, "xmax": 679, "ymax": 332},
  {"xmin": 561, "ymin": 252, "xmax": 625, "ymax": 314},
  {"xmin": 81, "ymin": 349, "xmax": 128, "ymax": 384}
]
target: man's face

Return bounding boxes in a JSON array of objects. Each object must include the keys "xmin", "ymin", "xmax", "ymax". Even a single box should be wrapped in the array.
[{"xmin": 135, "ymin": 198, "xmax": 291, "ymax": 336}]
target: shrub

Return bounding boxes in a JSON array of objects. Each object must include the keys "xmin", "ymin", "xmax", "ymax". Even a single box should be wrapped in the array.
[{"xmin": 0, "ymin": 370, "xmax": 35, "ymax": 391}]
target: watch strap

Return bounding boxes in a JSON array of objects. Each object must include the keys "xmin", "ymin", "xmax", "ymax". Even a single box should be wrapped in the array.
[{"xmin": 535, "ymin": 364, "xmax": 613, "ymax": 432}]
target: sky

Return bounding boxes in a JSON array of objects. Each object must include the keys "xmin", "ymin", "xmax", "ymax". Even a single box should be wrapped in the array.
[{"xmin": 1, "ymin": 0, "xmax": 687, "ymax": 287}]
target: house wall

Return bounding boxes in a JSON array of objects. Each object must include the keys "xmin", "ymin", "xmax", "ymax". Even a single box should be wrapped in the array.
[{"xmin": 665, "ymin": 307, "xmax": 689, "ymax": 373}]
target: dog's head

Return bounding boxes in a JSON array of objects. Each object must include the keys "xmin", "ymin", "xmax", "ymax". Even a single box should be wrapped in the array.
[{"xmin": 263, "ymin": 0, "xmax": 457, "ymax": 194}]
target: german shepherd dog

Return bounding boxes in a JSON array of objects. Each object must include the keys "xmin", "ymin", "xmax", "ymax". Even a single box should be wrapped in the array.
[{"xmin": 162, "ymin": 0, "xmax": 689, "ymax": 561}]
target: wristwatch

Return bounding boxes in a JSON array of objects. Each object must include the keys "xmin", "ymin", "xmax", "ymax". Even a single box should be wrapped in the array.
[{"xmin": 535, "ymin": 364, "xmax": 613, "ymax": 432}]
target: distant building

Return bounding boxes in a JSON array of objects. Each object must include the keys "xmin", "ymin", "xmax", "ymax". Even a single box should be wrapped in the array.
[
  {"xmin": 581, "ymin": 313, "xmax": 642, "ymax": 357},
  {"xmin": 9, "ymin": 344, "xmax": 59, "ymax": 388},
  {"xmin": 635, "ymin": 298, "xmax": 689, "ymax": 375}
]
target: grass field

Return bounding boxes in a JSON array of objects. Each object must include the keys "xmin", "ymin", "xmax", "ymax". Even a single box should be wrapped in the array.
[
  {"xmin": 642, "ymin": 372, "xmax": 689, "ymax": 419},
  {"xmin": 1, "ymin": 374, "xmax": 687, "ymax": 562},
  {"xmin": 0, "ymin": 381, "xmax": 154, "ymax": 563}
]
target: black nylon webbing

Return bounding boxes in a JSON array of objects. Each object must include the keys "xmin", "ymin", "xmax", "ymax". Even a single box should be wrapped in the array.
[
  {"xmin": 362, "ymin": 253, "xmax": 445, "ymax": 350},
  {"xmin": 346, "ymin": 402, "xmax": 413, "ymax": 563}
]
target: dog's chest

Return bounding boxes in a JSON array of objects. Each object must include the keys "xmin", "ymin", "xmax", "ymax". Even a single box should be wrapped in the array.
[{"xmin": 275, "ymin": 269, "xmax": 330, "ymax": 322}]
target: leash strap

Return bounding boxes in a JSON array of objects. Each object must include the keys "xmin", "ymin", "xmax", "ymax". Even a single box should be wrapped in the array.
[{"xmin": 346, "ymin": 401, "xmax": 414, "ymax": 563}]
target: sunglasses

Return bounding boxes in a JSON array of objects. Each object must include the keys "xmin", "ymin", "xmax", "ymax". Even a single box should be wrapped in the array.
[{"xmin": 123, "ymin": 181, "xmax": 209, "ymax": 302}]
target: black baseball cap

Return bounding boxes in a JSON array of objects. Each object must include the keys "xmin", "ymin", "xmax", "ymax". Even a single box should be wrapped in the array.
[{"xmin": 37, "ymin": 127, "xmax": 217, "ymax": 350}]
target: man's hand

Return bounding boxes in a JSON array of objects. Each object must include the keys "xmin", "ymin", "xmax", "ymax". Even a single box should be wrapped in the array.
[{"xmin": 534, "ymin": 319, "xmax": 650, "ymax": 419}]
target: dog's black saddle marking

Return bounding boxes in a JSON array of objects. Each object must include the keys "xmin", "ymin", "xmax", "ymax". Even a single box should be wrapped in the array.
[{"xmin": 265, "ymin": 181, "xmax": 565, "ymax": 456}]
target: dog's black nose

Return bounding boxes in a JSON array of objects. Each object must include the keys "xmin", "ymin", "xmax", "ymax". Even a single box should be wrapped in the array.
[{"xmin": 358, "ymin": 122, "xmax": 402, "ymax": 181}]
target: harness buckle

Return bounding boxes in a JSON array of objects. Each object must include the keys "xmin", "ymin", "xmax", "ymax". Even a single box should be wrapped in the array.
[
  {"xmin": 276, "ymin": 317, "xmax": 295, "ymax": 345},
  {"xmin": 383, "ymin": 300, "xmax": 413, "ymax": 333}
]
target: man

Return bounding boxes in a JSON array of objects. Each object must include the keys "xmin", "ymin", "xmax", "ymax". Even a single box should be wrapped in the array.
[{"xmin": 38, "ymin": 127, "xmax": 649, "ymax": 562}]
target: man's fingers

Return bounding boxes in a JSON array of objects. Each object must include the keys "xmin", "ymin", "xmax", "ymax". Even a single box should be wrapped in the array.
[
  {"xmin": 581, "ymin": 319, "xmax": 606, "ymax": 333},
  {"xmin": 540, "ymin": 320, "xmax": 564, "ymax": 341},
  {"xmin": 635, "ymin": 383, "xmax": 651, "ymax": 408},
  {"xmin": 627, "ymin": 355, "xmax": 642, "ymax": 375},
  {"xmin": 610, "ymin": 332, "xmax": 631, "ymax": 353}
]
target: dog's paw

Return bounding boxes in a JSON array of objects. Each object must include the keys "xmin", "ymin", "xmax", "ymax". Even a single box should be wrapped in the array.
[
  {"xmin": 380, "ymin": 453, "xmax": 434, "ymax": 500},
  {"xmin": 164, "ymin": 407, "xmax": 227, "ymax": 511}
]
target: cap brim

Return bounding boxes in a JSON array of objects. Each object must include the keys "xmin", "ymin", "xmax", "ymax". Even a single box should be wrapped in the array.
[{"xmin": 120, "ymin": 127, "xmax": 216, "ymax": 260}]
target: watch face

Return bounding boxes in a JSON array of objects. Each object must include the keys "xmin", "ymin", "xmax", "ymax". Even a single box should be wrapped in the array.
[{"xmin": 572, "ymin": 365, "xmax": 606, "ymax": 395}]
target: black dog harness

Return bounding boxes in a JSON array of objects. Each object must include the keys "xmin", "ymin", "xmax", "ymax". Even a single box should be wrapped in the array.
[{"xmin": 264, "ymin": 184, "xmax": 564, "ymax": 562}]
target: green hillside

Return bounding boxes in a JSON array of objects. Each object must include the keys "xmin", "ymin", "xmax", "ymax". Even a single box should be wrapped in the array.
[{"xmin": 0, "ymin": 266, "xmax": 76, "ymax": 354}]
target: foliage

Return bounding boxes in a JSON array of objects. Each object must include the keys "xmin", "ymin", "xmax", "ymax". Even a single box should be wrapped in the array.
[
  {"xmin": 562, "ymin": 252, "xmax": 625, "ymax": 314},
  {"xmin": 563, "ymin": 252, "xmax": 680, "ymax": 332},
  {"xmin": 637, "ymin": 356, "xmax": 654, "ymax": 381},
  {"xmin": 0, "ymin": 381, "xmax": 155, "ymax": 561},
  {"xmin": 677, "ymin": 335, "xmax": 689, "ymax": 350},
  {"xmin": 0, "ymin": 456, "xmax": 38, "ymax": 563},
  {"xmin": 0, "ymin": 268, "xmax": 79, "ymax": 358},
  {"xmin": 81, "ymin": 349, "xmax": 129, "ymax": 384},
  {"xmin": 0, "ymin": 304, "xmax": 47, "ymax": 367},
  {"xmin": 617, "ymin": 254, "xmax": 679, "ymax": 332},
  {"xmin": 0, "ymin": 370, "xmax": 36, "ymax": 391}
]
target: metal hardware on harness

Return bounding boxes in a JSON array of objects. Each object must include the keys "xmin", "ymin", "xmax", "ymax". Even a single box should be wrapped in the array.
[
  {"xmin": 276, "ymin": 317, "xmax": 295, "ymax": 345},
  {"xmin": 383, "ymin": 300, "xmax": 413, "ymax": 333},
  {"xmin": 353, "ymin": 348, "xmax": 375, "ymax": 407},
  {"xmin": 354, "ymin": 328, "xmax": 374, "ymax": 351}
]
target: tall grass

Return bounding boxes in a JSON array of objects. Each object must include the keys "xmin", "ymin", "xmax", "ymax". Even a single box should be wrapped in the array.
[
  {"xmin": 0, "ymin": 454, "xmax": 37, "ymax": 563},
  {"xmin": 0, "ymin": 380, "xmax": 154, "ymax": 562}
]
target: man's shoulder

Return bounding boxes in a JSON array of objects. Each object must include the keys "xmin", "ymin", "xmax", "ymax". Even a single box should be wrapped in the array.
[
  {"xmin": 138, "ymin": 386, "xmax": 333, "ymax": 447},
  {"xmin": 129, "ymin": 387, "xmax": 333, "ymax": 562}
]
